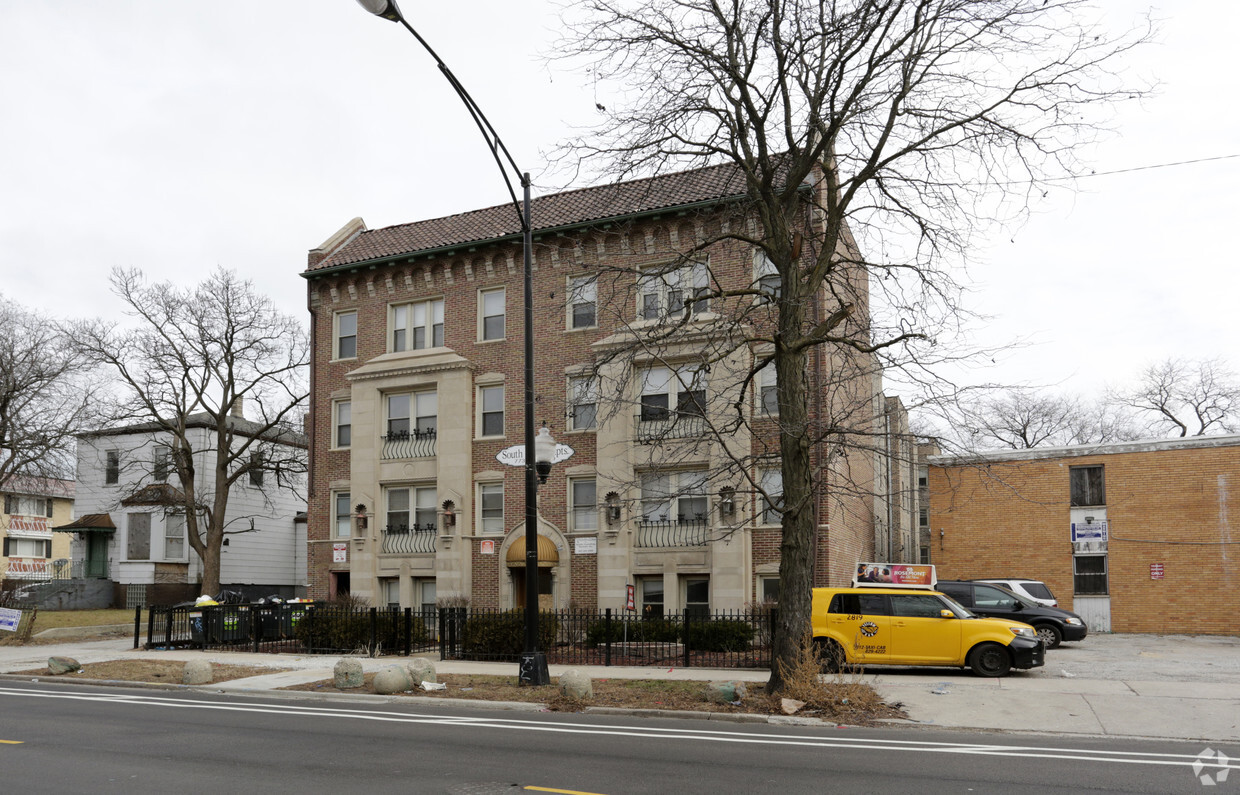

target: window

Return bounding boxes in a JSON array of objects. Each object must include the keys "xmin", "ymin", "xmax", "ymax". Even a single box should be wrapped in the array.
[
  {"xmin": 919, "ymin": 507, "xmax": 929, "ymax": 528},
  {"xmin": 2, "ymin": 537, "xmax": 51, "ymax": 558},
  {"xmin": 335, "ymin": 311, "xmax": 357, "ymax": 359},
  {"xmin": 972, "ymin": 584, "xmax": 1019, "ymax": 609},
  {"xmin": 480, "ymin": 287, "xmax": 505, "ymax": 340},
  {"xmin": 684, "ymin": 576, "xmax": 709, "ymax": 619},
  {"xmin": 760, "ymin": 577, "xmax": 780, "ymax": 603},
  {"xmin": 640, "ymin": 576, "xmax": 664, "ymax": 619},
  {"xmin": 335, "ymin": 401, "xmax": 352, "ymax": 448},
  {"xmin": 569, "ymin": 478, "xmax": 597, "ymax": 531},
  {"xmin": 759, "ymin": 469, "xmax": 783, "ymax": 525},
  {"xmin": 387, "ymin": 392, "xmax": 437, "ymax": 437},
  {"xmin": 479, "ymin": 482, "xmax": 504, "ymax": 534},
  {"xmin": 381, "ymin": 578, "xmax": 401, "ymax": 608},
  {"xmin": 479, "ymin": 385, "xmax": 504, "ymax": 437},
  {"xmin": 164, "ymin": 514, "xmax": 185, "ymax": 560},
  {"xmin": 392, "ymin": 298, "xmax": 444, "ymax": 351},
  {"xmin": 753, "ymin": 251, "xmax": 780, "ymax": 300},
  {"xmin": 1073, "ymin": 555, "xmax": 1109, "ymax": 595},
  {"xmin": 640, "ymin": 470, "xmax": 708, "ymax": 524},
  {"xmin": 639, "ymin": 366, "xmax": 705, "ymax": 422},
  {"xmin": 890, "ymin": 594, "xmax": 949, "ymax": 618},
  {"xmin": 4, "ymin": 495, "xmax": 50, "ymax": 516},
  {"xmin": 386, "ymin": 485, "xmax": 437, "ymax": 533},
  {"xmin": 568, "ymin": 375, "xmax": 598, "ymax": 431},
  {"xmin": 334, "ymin": 492, "xmax": 352, "ymax": 538},
  {"xmin": 757, "ymin": 362, "xmax": 778, "ymax": 416},
  {"xmin": 127, "ymin": 512, "xmax": 151, "ymax": 561},
  {"xmin": 637, "ymin": 262, "xmax": 708, "ymax": 320},
  {"xmin": 105, "ymin": 451, "xmax": 120, "ymax": 485},
  {"xmin": 414, "ymin": 578, "xmax": 436, "ymax": 613},
  {"xmin": 568, "ymin": 275, "xmax": 597, "ymax": 329},
  {"xmin": 828, "ymin": 592, "xmax": 890, "ymax": 615},
  {"xmin": 918, "ymin": 466, "xmax": 928, "ymax": 487},
  {"xmin": 153, "ymin": 447, "xmax": 171, "ymax": 482},
  {"xmin": 1070, "ymin": 466, "xmax": 1105, "ymax": 506},
  {"xmin": 248, "ymin": 452, "xmax": 265, "ymax": 488}
]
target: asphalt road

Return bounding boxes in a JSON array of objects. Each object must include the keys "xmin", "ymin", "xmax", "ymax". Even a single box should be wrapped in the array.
[{"xmin": 1, "ymin": 681, "xmax": 1234, "ymax": 794}]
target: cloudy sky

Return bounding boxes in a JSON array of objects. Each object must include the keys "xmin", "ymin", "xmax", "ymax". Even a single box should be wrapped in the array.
[{"xmin": 1, "ymin": 1, "xmax": 1236, "ymax": 403}]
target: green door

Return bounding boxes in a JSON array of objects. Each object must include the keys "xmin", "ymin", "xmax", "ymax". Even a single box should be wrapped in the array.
[{"xmin": 86, "ymin": 534, "xmax": 109, "ymax": 578}]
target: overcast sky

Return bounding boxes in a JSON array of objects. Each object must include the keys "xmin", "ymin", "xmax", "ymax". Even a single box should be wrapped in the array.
[{"xmin": 1, "ymin": 1, "xmax": 1236, "ymax": 404}]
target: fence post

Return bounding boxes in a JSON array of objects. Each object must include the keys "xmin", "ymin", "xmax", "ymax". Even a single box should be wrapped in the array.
[
  {"xmin": 403, "ymin": 607, "xmax": 412, "ymax": 656},
  {"xmin": 683, "ymin": 611, "xmax": 692, "ymax": 668},
  {"xmin": 768, "ymin": 607, "xmax": 777, "ymax": 669},
  {"xmin": 146, "ymin": 607, "xmax": 157, "ymax": 649},
  {"xmin": 133, "ymin": 606, "xmax": 141, "ymax": 650},
  {"xmin": 604, "ymin": 608, "xmax": 612, "ymax": 667},
  {"xmin": 163, "ymin": 608, "xmax": 174, "ymax": 649},
  {"xmin": 369, "ymin": 607, "xmax": 377, "ymax": 657}
]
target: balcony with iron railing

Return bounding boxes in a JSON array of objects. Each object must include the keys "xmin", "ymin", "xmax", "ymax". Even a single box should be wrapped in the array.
[
  {"xmin": 380, "ymin": 428, "xmax": 437, "ymax": 460},
  {"xmin": 633, "ymin": 410, "xmax": 706, "ymax": 442},
  {"xmin": 635, "ymin": 516, "xmax": 709, "ymax": 548},
  {"xmin": 380, "ymin": 523, "xmax": 438, "ymax": 554}
]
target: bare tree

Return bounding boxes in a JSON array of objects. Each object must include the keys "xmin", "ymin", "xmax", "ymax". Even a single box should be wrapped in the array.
[
  {"xmin": 953, "ymin": 390, "xmax": 1141, "ymax": 449},
  {"xmin": 554, "ymin": 0, "xmax": 1150, "ymax": 692},
  {"xmin": 70, "ymin": 268, "xmax": 309, "ymax": 594},
  {"xmin": 0, "ymin": 296, "xmax": 96, "ymax": 485},
  {"xmin": 1110, "ymin": 358, "xmax": 1239, "ymax": 438}
]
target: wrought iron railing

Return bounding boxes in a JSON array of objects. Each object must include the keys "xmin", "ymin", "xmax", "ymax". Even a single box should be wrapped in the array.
[
  {"xmin": 634, "ymin": 411, "xmax": 706, "ymax": 441},
  {"xmin": 381, "ymin": 523, "xmax": 437, "ymax": 554},
  {"xmin": 635, "ymin": 518, "xmax": 709, "ymax": 547},
  {"xmin": 380, "ymin": 428, "xmax": 437, "ymax": 460}
]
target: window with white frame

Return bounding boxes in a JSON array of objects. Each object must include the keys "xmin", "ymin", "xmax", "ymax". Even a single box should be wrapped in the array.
[
  {"xmin": 480, "ymin": 287, "xmax": 506, "ymax": 341},
  {"xmin": 479, "ymin": 482, "xmax": 504, "ymax": 534},
  {"xmin": 684, "ymin": 576, "xmax": 709, "ymax": 618},
  {"xmin": 569, "ymin": 478, "xmax": 597, "ymax": 531},
  {"xmin": 386, "ymin": 485, "xmax": 437, "ymax": 533},
  {"xmin": 640, "ymin": 470, "xmax": 708, "ymax": 525},
  {"xmin": 2, "ymin": 537, "xmax": 51, "ymax": 558},
  {"xmin": 153, "ymin": 446, "xmax": 172, "ymax": 482},
  {"xmin": 479, "ymin": 385, "xmax": 504, "ymax": 437},
  {"xmin": 414, "ymin": 578, "xmax": 436, "ymax": 612},
  {"xmin": 248, "ymin": 451, "xmax": 265, "ymax": 488},
  {"xmin": 381, "ymin": 577, "xmax": 401, "ymax": 607},
  {"xmin": 759, "ymin": 469, "xmax": 783, "ymax": 525},
  {"xmin": 4, "ymin": 494, "xmax": 52, "ymax": 517},
  {"xmin": 387, "ymin": 391, "xmax": 437, "ymax": 437},
  {"xmin": 334, "ymin": 492, "xmax": 352, "ymax": 538},
  {"xmin": 757, "ymin": 361, "xmax": 778, "ymax": 416},
  {"xmin": 335, "ymin": 311, "xmax": 357, "ymax": 359},
  {"xmin": 759, "ymin": 576, "xmax": 780, "ymax": 603},
  {"xmin": 105, "ymin": 451, "xmax": 120, "ymax": 485},
  {"xmin": 640, "ymin": 576, "xmax": 664, "ymax": 619},
  {"xmin": 567, "ymin": 275, "xmax": 597, "ymax": 329},
  {"xmin": 391, "ymin": 298, "xmax": 444, "ymax": 351},
  {"xmin": 637, "ymin": 262, "xmax": 709, "ymax": 320},
  {"xmin": 639, "ymin": 365, "xmax": 706, "ymax": 422},
  {"xmin": 753, "ymin": 251, "xmax": 780, "ymax": 300},
  {"xmin": 164, "ymin": 514, "xmax": 185, "ymax": 560},
  {"xmin": 335, "ymin": 401, "xmax": 351, "ymax": 448},
  {"xmin": 568, "ymin": 375, "xmax": 598, "ymax": 431}
]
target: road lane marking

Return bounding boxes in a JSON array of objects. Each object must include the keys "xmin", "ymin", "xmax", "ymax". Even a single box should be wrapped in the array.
[
  {"xmin": 0, "ymin": 685, "xmax": 1235, "ymax": 774},
  {"xmin": 0, "ymin": 740, "xmax": 23, "ymax": 744},
  {"xmin": 525, "ymin": 787, "xmax": 607, "ymax": 795}
]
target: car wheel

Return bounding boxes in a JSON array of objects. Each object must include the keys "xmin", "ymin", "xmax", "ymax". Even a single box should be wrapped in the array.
[
  {"xmin": 967, "ymin": 642, "xmax": 1013, "ymax": 678},
  {"xmin": 1035, "ymin": 624, "xmax": 1062, "ymax": 650},
  {"xmin": 814, "ymin": 638, "xmax": 846, "ymax": 674}
]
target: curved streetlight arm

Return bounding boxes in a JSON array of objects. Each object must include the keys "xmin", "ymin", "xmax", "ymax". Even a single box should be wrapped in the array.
[{"xmin": 357, "ymin": 0, "xmax": 529, "ymax": 230}]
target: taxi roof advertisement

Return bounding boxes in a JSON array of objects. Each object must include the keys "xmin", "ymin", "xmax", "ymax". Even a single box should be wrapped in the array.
[{"xmin": 853, "ymin": 563, "xmax": 936, "ymax": 588}]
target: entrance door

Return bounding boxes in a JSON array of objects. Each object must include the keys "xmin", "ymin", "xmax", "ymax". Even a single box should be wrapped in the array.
[
  {"xmin": 512, "ymin": 567, "xmax": 553, "ymax": 609},
  {"xmin": 85, "ymin": 534, "xmax": 109, "ymax": 578}
]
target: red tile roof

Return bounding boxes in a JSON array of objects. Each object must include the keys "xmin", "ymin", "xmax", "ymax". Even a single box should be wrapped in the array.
[{"xmin": 306, "ymin": 161, "xmax": 760, "ymax": 273}]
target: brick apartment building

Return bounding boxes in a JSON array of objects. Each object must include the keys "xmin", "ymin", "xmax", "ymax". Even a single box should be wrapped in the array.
[
  {"xmin": 301, "ymin": 162, "xmax": 914, "ymax": 614},
  {"xmin": 927, "ymin": 434, "xmax": 1240, "ymax": 634}
]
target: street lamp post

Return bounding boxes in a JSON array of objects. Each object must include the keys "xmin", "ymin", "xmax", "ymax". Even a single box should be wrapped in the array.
[{"xmin": 355, "ymin": 0, "xmax": 551, "ymax": 685}]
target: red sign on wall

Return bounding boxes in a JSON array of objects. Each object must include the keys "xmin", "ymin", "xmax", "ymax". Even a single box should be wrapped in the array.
[
  {"xmin": 626, "ymin": 584, "xmax": 636, "ymax": 611},
  {"xmin": 1150, "ymin": 563, "xmax": 1165, "ymax": 580}
]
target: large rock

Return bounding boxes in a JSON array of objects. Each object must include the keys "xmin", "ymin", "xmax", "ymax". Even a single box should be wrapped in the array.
[
  {"xmin": 704, "ymin": 680, "xmax": 748, "ymax": 704},
  {"xmin": 406, "ymin": 657, "xmax": 436, "ymax": 685},
  {"xmin": 558, "ymin": 668, "xmax": 593, "ymax": 701},
  {"xmin": 47, "ymin": 656, "xmax": 81, "ymax": 675},
  {"xmin": 373, "ymin": 665, "xmax": 411, "ymax": 695},
  {"xmin": 333, "ymin": 658, "xmax": 364, "ymax": 689},
  {"xmin": 182, "ymin": 659, "xmax": 213, "ymax": 685}
]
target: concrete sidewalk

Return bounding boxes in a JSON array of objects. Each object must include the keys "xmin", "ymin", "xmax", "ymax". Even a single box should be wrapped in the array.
[{"xmin": 2, "ymin": 634, "xmax": 1238, "ymax": 743}]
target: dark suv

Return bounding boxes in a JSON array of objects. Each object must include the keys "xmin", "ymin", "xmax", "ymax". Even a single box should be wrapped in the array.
[{"xmin": 934, "ymin": 580, "xmax": 1088, "ymax": 649}]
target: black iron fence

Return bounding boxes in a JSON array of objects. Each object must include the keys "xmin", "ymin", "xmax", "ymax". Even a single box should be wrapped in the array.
[
  {"xmin": 142, "ymin": 603, "xmax": 773, "ymax": 668},
  {"xmin": 381, "ymin": 429, "xmax": 437, "ymax": 460},
  {"xmin": 635, "ymin": 518, "xmax": 709, "ymax": 547},
  {"xmin": 381, "ymin": 524, "xmax": 437, "ymax": 554}
]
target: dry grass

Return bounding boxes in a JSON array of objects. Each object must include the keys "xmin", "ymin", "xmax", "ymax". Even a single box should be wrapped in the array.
[
  {"xmin": 10, "ymin": 659, "xmax": 290, "ymax": 683},
  {"xmin": 765, "ymin": 631, "xmax": 891, "ymax": 721},
  {"xmin": 21, "ymin": 609, "xmax": 136, "ymax": 630}
]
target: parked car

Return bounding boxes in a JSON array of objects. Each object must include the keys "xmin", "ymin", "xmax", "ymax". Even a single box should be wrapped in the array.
[
  {"xmin": 934, "ymin": 580, "xmax": 1087, "ymax": 649},
  {"xmin": 973, "ymin": 578, "xmax": 1059, "ymax": 607},
  {"xmin": 811, "ymin": 586, "xmax": 1045, "ymax": 677}
]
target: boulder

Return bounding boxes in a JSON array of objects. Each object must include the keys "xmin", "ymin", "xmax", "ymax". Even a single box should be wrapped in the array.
[
  {"xmin": 182, "ymin": 659, "xmax": 213, "ymax": 685},
  {"xmin": 704, "ymin": 680, "xmax": 748, "ymax": 704},
  {"xmin": 333, "ymin": 658, "xmax": 365, "ymax": 689},
  {"xmin": 558, "ymin": 668, "xmax": 593, "ymax": 701},
  {"xmin": 47, "ymin": 656, "xmax": 81, "ymax": 675},
  {"xmin": 406, "ymin": 657, "xmax": 437, "ymax": 685},
  {"xmin": 373, "ymin": 666, "xmax": 411, "ymax": 695}
]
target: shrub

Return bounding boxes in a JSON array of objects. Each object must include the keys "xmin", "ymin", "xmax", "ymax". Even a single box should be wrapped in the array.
[
  {"xmin": 295, "ymin": 604, "xmax": 426, "ymax": 654},
  {"xmin": 685, "ymin": 619, "xmax": 754, "ymax": 652},
  {"xmin": 462, "ymin": 610, "xmax": 558, "ymax": 658},
  {"xmin": 585, "ymin": 617, "xmax": 680, "ymax": 646}
]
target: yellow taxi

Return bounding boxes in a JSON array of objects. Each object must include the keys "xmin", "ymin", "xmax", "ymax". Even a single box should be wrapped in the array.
[{"xmin": 811, "ymin": 586, "xmax": 1045, "ymax": 677}]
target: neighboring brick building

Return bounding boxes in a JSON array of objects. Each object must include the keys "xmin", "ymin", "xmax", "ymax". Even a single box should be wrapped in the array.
[
  {"xmin": 301, "ymin": 161, "xmax": 914, "ymax": 613},
  {"xmin": 1, "ymin": 476, "xmax": 74, "ymax": 584},
  {"xmin": 927, "ymin": 434, "xmax": 1240, "ymax": 634}
]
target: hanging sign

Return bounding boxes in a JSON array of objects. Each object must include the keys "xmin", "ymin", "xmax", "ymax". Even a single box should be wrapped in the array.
[
  {"xmin": 496, "ymin": 443, "xmax": 576, "ymax": 467},
  {"xmin": 332, "ymin": 542, "xmax": 347, "ymax": 563},
  {"xmin": 625, "ymin": 583, "xmax": 636, "ymax": 611}
]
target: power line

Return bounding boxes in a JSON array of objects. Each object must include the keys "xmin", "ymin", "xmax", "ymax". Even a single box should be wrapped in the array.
[{"xmin": 1075, "ymin": 152, "xmax": 1240, "ymax": 180}]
